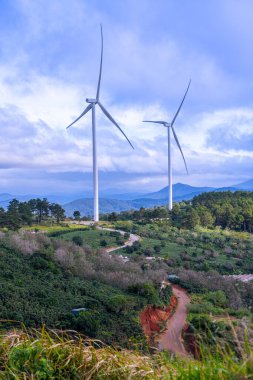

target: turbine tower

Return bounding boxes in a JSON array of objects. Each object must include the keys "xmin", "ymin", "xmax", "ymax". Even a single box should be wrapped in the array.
[
  {"xmin": 143, "ymin": 80, "xmax": 191, "ymax": 211},
  {"xmin": 66, "ymin": 26, "xmax": 134, "ymax": 222}
]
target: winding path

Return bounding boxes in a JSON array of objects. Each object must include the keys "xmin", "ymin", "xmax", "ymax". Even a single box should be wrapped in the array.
[
  {"xmin": 158, "ymin": 284, "xmax": 191, "ymax": 357},
  {"xmin": 72, "ymin": 222, "xmax": 191, "ymax": 356},
  {"xmin": 97, "ymin": 226, "xmax": 140, "ymax": 253},
  {"xmin": 98, "ymin": 225, "xmax": 191, "ymax": 357}
]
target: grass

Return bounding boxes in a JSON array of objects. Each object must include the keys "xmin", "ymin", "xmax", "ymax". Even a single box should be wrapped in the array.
[
  {"xmin": 0, "ymin": 241, "xmax": 147, "ymax": 346},
  {"xmin": 22, "ymin": 223, "xmax": 89, "ymax": 233},
  {"xmin": 112, "ymin": 221, "xmax": 253, "ymax": 274},
  {"xmin": 0, "ymin": 327, "xmax": 252, "ymax": 379},
  {"xmin": 54, "ymin": 229, "xmax": 126, "ymax": 249}
]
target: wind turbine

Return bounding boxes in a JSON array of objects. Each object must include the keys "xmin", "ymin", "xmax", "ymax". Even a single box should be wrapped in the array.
[
  {"xmin": 143, "ymin": 80, "xmax": 191, "ymax": 211},
  {"xmin": 66, "ymin": 26, "xmax": 134, "ymax": 222}
]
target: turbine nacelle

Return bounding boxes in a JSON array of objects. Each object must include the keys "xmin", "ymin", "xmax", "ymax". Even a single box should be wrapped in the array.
[
  {"xmin": 86, "ymin": 98, "xmax": 97, "ymax": 104},
  {"xmin": 143, "ymin": 79, "xmax": 191, "ymax": 175},
  {"xmin": 66, "ymin": 25, "xmax": 134, "ymax": 150}
]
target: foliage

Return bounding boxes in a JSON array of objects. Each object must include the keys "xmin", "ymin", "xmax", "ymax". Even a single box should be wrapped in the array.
[
  {"xmin": 0, "ymin": 230, "xmax": 170, "ymax": 347},
  {"xmin": 0, "ymin": 328, "xmax": 252, "ymax": 379},
  {"xmin": 121, "ymin": 221, "xmax": 253, "ymax": 275},
  {"xmin": 0, "ymin": 198, "xmax": 65, "ymax": 229},
  {"xmin": 107, "ymin": 190, "xmax": 253, "ymax": 233},
  {"xmin": 51, "ymin": 228, "xmax": 128, "ymax": 250}
]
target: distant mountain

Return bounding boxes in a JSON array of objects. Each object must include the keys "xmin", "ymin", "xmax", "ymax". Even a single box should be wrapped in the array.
[
  {"xmin": 233, "ymin": 179, "xmax": 253, "ymax": 190},
  {"xmin": 63, "ymin": 197, "xmax": 170, "ymax": 217},
  {"xmin": 63, "ymin": 198, "xmax": 134, "ymax": 217},
  {"xmin": 0, "ymin": 193, "xmax": 84, "ymax": 207},
  {"xmin": 101, "ymin": 192, "xmax": 143, "ymax": 200},
  {"xmin": 214, "ymin": 186, "xmax": 238, "ymax": 192},
  {"xmin": 3, "ymin": 179, "xmax": 253, "ymax": 216},
  {"xmin": 137, "ymin": 183, "xmax": 215, "ymax": 200},
  {"xmin": 63, "ymin": 184, "xmax": 216, "ymax": 216}
]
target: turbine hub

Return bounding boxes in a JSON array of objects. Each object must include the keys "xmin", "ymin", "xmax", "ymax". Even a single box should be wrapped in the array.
[{"xmin": 86, "ymin": 98, "xmax": 97, "ymax": 104}]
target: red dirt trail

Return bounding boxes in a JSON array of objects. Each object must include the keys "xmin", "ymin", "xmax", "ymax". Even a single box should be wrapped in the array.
[
  {"xmin": 86, "ymin": 224, "xmax": 191, "ymax": 357},
  {"xmin": 158, "ymin": 284, "xmax": 190, "ymax": 357}
]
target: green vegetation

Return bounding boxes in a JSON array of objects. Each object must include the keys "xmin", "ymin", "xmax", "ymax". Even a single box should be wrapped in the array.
[
  {"xmin": 0, "ymin": 328, "xmax": 252, "ymax": 379},
  {"xmin": 1, "ymin": 191, "xmax": 253, "ymax": 376},
  {"xmin": 0, "ymin": 230, "xmax": 169, "ymax": 347},
  {"xmin": 51, "ymin": 228, "xmax": 126, "ymax": 249},
  {"xmin": 106, "ymin": 190, "xmax": 253, "ymax": 233},
  {"xmin": 0, "ymin": 198, "xmax": 65, "ymax": 230},
  {"xmin": 116, "ymin": 222, "xmax": 253, "ymax": 275}
]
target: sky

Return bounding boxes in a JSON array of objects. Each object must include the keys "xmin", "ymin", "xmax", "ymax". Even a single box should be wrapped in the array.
[{"xmin": 1, "ymin": 0, "xmax": 253, "ymax": 196}]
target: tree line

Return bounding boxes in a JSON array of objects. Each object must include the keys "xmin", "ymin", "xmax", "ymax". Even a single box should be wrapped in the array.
[
  {"xmin": 103, "ymin": 191, "xmax": 253, "ymax": 233},
  {"xmin": 0, "ymin": 198, "xmax": 65, "ymax": 229}
]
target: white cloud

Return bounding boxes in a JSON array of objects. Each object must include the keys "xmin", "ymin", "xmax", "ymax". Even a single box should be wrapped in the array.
[{"xmin": 0, "ymin": 0, "xmax": 253, "ymax": 193}]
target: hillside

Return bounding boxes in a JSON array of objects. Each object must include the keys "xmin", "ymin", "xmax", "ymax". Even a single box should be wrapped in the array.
[
  {"xmin": 138, "ymin": 183, "xmax": 215, "ymax": 199},
  {"xmin": 0, "ymin": 229, "xmax": 171, "ymax": 347},
  {"xmin": 62, "ymin": 183, "xmax": 215, "ymax": 216},
  {"xmin": 0, "ymin": 327, "xmax": 252, "ymax": 379},
  {"xmin": 63, "ymin": 197, "xmax": 168, "ymax": 217}
]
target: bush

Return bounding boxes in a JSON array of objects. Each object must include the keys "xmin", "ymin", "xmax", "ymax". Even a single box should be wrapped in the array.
[
  {"xmin": 72, "ymin": 310, "xmax": 101, "ymax": 337},
  {"xmin": 127, "ymin": 283, "xmax": 160, "ymax": 305},
  {"xmin": 72, "ymin": 236, "xmax": 83, "ymax": 246},
  {"xmin": 100, "ymin": 239, "xmax": 108, "ymax": 247},
  {"xmin": 204, "ymin": 291, "xmax": 228, "ymax": 308}
]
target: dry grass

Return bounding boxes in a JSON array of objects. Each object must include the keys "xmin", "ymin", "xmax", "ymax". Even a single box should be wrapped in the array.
[{"xmin": 0, "ymin": 327, "xmax": 252, "ymax": 379}]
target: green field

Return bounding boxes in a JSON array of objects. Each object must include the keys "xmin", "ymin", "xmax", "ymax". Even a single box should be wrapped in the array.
[
  {"xmin": 111, "ymin": 222, "xmax": 253, "ymax": 275},
  {"xmin": 52, "ymin": 228, "xmax": 126, "ymax": 249},
  {"xmin": 22, "ymin": 223, "xmax": 89, "ymax": 233}
]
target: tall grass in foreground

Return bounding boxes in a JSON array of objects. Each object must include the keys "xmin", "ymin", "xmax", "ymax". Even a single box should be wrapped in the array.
[{"xmin": 0, "ymin": 328, "xmax": 252, "ymax": 379}]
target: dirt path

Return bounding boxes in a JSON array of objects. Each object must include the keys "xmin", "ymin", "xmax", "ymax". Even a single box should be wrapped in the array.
[
  {"xmin": 97, "ymin": 226, "xmax": 140, "ymax": 253},
  {"xmin": 70, "ymin": 222, "xmax": 140, "ymax": 253},
  {"xmin": 71, "ymin": 222, "xmax": 190, "ymax": 356},
  {"xmin": 158, "ymin": 284, "xmax": 190, "ymax": 357}
]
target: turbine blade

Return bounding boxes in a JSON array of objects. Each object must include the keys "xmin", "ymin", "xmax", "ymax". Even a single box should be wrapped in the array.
[
  {"xmin": 66, "ymin": 103, "xmax": 92, "ymax": 129},
  {"xmin": 171, "ymin": 79, "xmax": 191, "ymax": 126},
  {"xmin": 143, "ymin": 120, "xmax": 166, "ymax": 125},
  {"xmin": 171, "ymin": 126, "xmax": 188, "ymax": 174},
  {"xmin": 96, "ymin": 25, "xmax": 103, "ymax": 101},
  {"xmin": 98, "ymin": 102, "xmax": 134, "ymax": 149}
]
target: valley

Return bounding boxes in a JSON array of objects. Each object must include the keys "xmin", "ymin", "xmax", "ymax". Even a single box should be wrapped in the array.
[{"xmin": 0, "ymin": 192, "xmax": 252, "ymax": 378}]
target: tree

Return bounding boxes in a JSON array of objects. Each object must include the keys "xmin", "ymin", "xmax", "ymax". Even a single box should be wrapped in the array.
[
  {"xmin": 18, "ymin": 202, "xmax": 33, "ymax": 226},
  {"xmin": 72, "ymin": 236, "xmax": 83, "ymax": 246},
  {"xmin": 0, "ymin": 207, "xmax": 6, "ymax": 227},
  {"xmin": 196, "ymin": 206, "xmax": 214, "ymax": 228},
  {"xmin": 108, "ymin": 212, "xmax": 118, "ymax": 221},
  {"xmin": 73, "ymin": 210, "xmax": 81, "ymax": 220},
  {"xmin": 6, "ymin": 199, "xmax": 21, "ymax": 230},
  {"xmin": 49, "ymin": 203, "xmax": 65, "ymax": 223},
  {"xmin": 100, "ymin": 239, "xmax": 108, "ymax": 247},
  {"xmin": 182, "ymin": 208, "xmax": 200, "ymax": 229},
  {"xmin": 30, "ymin": 198, "xmax": 50, "ymax": 223}
]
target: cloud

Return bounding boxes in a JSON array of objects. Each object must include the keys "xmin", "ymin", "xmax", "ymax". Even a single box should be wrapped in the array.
[{"xmin": 0, "ymin": 0, "xmax": 253, "ymax": 194}]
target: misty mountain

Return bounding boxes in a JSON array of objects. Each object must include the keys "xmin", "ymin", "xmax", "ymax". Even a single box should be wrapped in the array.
[
  {"xmin": 233, "ymin": 179, "xmax": 253, "ymax": 190},
  {"xmin": 3, "ymin": 180, "xmax": 253, "ymax": 216},
  {"xmin": 63, "ymin": 184, "xmax": 217, "ymax": 216},
  {"xmin": 63, "ymin": 180, "xmax": 253, "ymax": 216},
  {"xmin": 138, "ymin": 183, "xmax": 215, "ymax": 200}
]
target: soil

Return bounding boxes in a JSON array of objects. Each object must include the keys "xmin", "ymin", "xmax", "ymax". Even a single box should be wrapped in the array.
[{"xmin": 158, "ymin": 284, "xmax": 191, "ymax": 357}]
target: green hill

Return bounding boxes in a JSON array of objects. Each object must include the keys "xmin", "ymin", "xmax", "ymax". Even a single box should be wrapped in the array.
[{"xmin": 0, "ymin": 230, "xmax": 170, "ymax": 347}]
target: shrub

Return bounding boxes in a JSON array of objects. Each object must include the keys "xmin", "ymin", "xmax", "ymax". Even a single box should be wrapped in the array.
[
  {"xmin": 72, "ymin": 236, "xmax": 83, "ymax": 246},
  {"xmin": 100, "ymin": 239, "xmax": 108, "ymax": 247},
  {"xmin": 8, "ymin": 233, "xmax": 39, "ymax": 256}
]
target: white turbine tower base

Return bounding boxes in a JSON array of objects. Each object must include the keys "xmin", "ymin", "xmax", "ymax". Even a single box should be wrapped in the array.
[
  {"xmin": 66, "ymin": 26, "xmax": 134, "ymax": 222},
  {"xmin": 168, "ymin": 127, "xmax": 173, "ymax": 211},
  {"xmin": 143, "ymin": 80, "xmax": 191, "ymax": 211}
]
